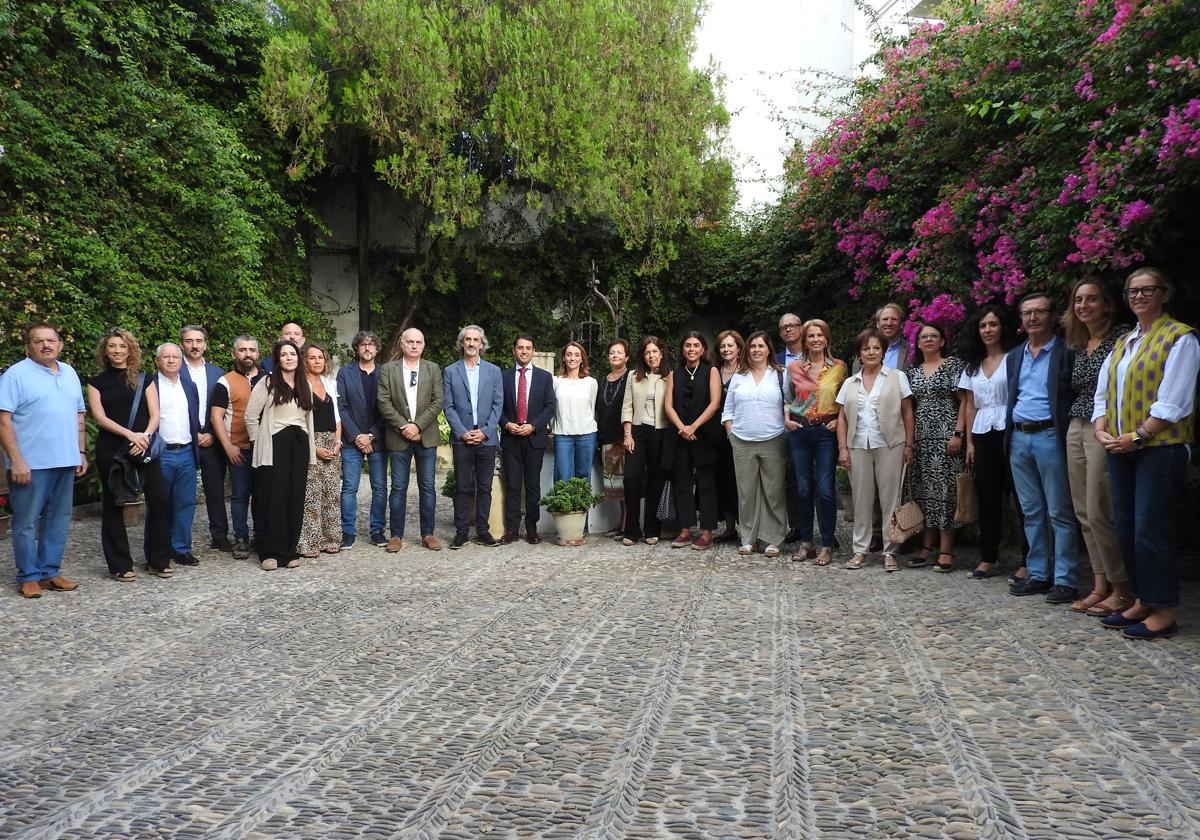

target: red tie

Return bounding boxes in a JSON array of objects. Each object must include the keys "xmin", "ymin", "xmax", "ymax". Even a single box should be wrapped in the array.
[{"xmin": 517, "ymin": 366, "xmax": 528, "ymax": 424}]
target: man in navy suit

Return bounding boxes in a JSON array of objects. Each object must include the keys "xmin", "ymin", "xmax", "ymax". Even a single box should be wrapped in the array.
[
  {"xmin": 337, "ymin": 330, "xmax": 389, "ymax": 548},
  {"xmin": 1005, "ymin": 290, "xmax": 1078, "ymax": 604},
  {"xmin": 499, "ymin": 335, "xmax": 556, "ymax": 544},
  {"xmin": 149, "ymin": 343, "xmax": 201, "ymax": 566},
  {"xmin": 180, "ymin": 325, "xmax": 232, "ymax": 551},
  {"xmin": 443, "ymin": 325, "xmax": 504, "ymax": 549}
]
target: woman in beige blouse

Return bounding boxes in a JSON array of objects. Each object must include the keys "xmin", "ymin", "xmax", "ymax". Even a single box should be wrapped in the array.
[{"xmin": 620, "ymin": 336, "xmax": 668, "ymax": 545}]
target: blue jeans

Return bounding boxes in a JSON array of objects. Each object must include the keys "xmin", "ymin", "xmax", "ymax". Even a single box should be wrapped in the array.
[
  {"xmin": 553, "ymin": 432, "xmax": 597, "ymax": 484},
  {"xmin": 1009, "ymin": 428, "xmax": 1078, "ymax": 587},
  {"xmin": 788, "ymin": 424, "xmax": 838, "ymax": 547},
  {"xmin": 1107, "ymin": 444, "xmax": 1187, "ymax": 608},
  {"xmin": 341, "ymin": 447, "xmax": 387, "ymax": 537},
  {"xmin": 228, "ymin": 449, "xmax": 257, "ymax": 543},
  {"xmin": 9, "ymin": 467, "xmax": 75, "ymax": 584},
  {"xmin": 157, "ymin": 447, "xmax": 197, "ymax": 555},
  {"xmin": 389, "ymin": 444, "xmax": 437, "ymax": 538}
]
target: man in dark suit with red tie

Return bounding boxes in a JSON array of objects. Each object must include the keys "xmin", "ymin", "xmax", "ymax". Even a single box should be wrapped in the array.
[{"xmin": 499, "ymin": 335, "xmax": 556, "ymax": 544}]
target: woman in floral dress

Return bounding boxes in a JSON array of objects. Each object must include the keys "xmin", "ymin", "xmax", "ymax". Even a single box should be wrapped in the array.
[{"xmin": 907, "ymin": 322, "xmax": 967, "ymax": 572}]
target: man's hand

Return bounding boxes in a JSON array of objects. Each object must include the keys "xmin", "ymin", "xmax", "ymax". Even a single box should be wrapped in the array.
[
  {"xmin": 355, "ymin": 433, "xmax": 373, "ymax": 452},
  {"xmin": 223, "ymin": 444, "xmax": 243, "ymax": 465},
  {"xmin": 401, "ymin": 423, "xmax": 421, "ymax": 442},
  {"xmin": 10, "ymin": 458, "xmax": 32, "ymax": 485},
  {"xmin": 75, "ymin": 455, "xmax": 89, "ymax": 477},
  {"xmin": 198, "ymin": 433, "xmax": 213, "ymax": 448}
]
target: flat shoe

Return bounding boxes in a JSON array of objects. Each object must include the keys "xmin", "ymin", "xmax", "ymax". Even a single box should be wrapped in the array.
[
  {"xmin": 111, "ymin": 571, "xmax": 136, "ymax": 582},
  {"xmin": 644, "ymin": 537, "xmax": 659, "ymax": 546},
  {"xmin": 622, "ymin": 537, "xmax": 636, "ymax": 546},
  {"xmin": 764, "ymin": 544, "xmax": 780, "ymax": 558},
  {"xmin": 19, "ymin": 581, "xmax": 43, "ymax": 598},
  {"xmin": 844, "ymin": 553, "xmax": 866, "ymax": 570},
  {"xmin": 967, "ymin": 564, "xmax": 999, "ymax": 579},
  {"xmin": 739, "ymin": 544, "xmax": 754, "ymax": 556},
  {"xmin": 1122, "ymin": 621, "xmax": 1178, "ymax": 640},
  {"xmin": 883, "ymin": 554, "xmax": 900, "ymax": 573}
]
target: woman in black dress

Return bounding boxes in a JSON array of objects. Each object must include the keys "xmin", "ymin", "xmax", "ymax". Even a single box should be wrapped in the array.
[
  {"xmin": 595, "ymin": 339, "xmax": 631, "ymax": 538},
  {"xmin": 663, "ymin": 331, "xmax": 723, "ymax": 550},
  {"xmin": 86, "ymin": 328, "xmax": 174, "ymax": 580}
]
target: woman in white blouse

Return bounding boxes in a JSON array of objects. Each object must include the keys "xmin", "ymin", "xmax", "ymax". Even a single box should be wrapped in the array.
[
  {"xmin": 836, "ymin": 328, "xmax": 914, "ymax": 572},
  {"xmin": 552, "ymin": 341, "xmax": 599, "ymax": 484},
  {"xmin": 721, "ymin": 331, "xmax": 788, "ymax": 557},
  {"xmin": 957, "ymin": 305, "xmax": 1023, "ymax": 580}
]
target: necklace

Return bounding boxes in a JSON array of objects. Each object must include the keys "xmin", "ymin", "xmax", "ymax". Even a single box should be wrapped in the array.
[
  {"xmin": 684, "ymin": 364, "xmax": 699, "ymax": 381},
  {"xmin": 602, "ymin": 374, "xmax": 624, "ymax": 406}
]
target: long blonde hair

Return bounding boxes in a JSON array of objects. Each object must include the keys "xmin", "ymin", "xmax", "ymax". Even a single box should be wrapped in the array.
[{"xmin": 95, "ymin": 328, "xmax": 143, "ymax": 390}]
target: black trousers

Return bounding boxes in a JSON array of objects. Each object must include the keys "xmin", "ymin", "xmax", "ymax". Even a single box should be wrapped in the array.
[
  {"xmin": 453, "ymin": 444, "xmax": 498, "ymax": 536},
  {"xmin": 96, "ymin": 437, "xmax": 173, "ymax": 574},
  {"xmin": 672, "ymin": 441, "xmax": 718, "ymax": 532},
  {"xmin": 254, "ymin": 426, "xmax": 309, "ymax": 561},
  {"xmin": 714, "ymin": 436, "xmax": 738, "ymax": 520},
  {"xmin": 502, "ymin": 437, "xmax": 546, "ymax": 534},
  {"xmin": 197, "ymin": 441, "xmax": 228, "ymax": 541},
  {"xmin": 973, "ymin": 429, "xmax": 1028, "ymax": 565},
  {"xmin": 623, "ymin": 425, "xmax": 666, "ymax": 539}
]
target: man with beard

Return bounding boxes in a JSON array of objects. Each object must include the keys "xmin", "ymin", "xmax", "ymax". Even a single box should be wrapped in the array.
[
  {"xmin": 180, "ymin": 325, "xmax": 231, "ymax": 551},
  {"xmin": 210, "ymin": 335, "xmax": 268, "ymax": 560},
  {"xmin": 337, "ymin": 330, "xmax": 389, "ymax": 548}
]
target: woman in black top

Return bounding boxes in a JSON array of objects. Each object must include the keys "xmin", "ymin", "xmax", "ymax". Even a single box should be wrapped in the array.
[
  {"xmin": 86, "ymin": 328, "xmax": 174, "ymax": 580},
  {"xmin": 595, "ymin": 339, "xmax": 631, "ymax": 538},
  {"xmin": 297, "ymin": 342, "xmax": 343, "ymax": 557},
  {"xmin": 715, "ymin": 329, "xmax": 744, "ymax": 541},
  {"xmin": 663, "ymin": 331, "xmax": 723, "ymax": 550}
]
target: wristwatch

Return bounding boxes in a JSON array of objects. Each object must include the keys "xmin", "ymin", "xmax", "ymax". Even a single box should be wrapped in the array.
[
  {"xmin": 367, "ymin": 433, "xmax": 375, "ymax": 442},
  {"xmin": 1132, "ymin": 429, "xmax": 1147, "ymax": 449}
]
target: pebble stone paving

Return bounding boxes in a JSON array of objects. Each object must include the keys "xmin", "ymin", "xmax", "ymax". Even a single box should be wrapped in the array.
[{"xmin": 3, "ymin": 486, "xmax": 1200, "ymax": 840}]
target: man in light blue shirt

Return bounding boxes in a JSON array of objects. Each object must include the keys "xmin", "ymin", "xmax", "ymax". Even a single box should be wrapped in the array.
[
  {"xmin": 1005, "ymin": 292, "xmax": 1078, "ymax": 605},
  {"xmin": 0, "ymin": 322, "xmax": 89, "ymax": 598}
]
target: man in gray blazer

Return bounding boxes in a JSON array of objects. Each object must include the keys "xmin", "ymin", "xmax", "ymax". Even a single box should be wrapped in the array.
[
  {"xmin": 378, "ymin": 328, "xmax": 444, "ymax": 552},
  {"xmin": 442, "ymin": 325, "xmax": 504, "ymax": 549}
]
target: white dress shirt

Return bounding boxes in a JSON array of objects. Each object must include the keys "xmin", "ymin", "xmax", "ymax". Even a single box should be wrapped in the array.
[
  {"xmin": 157, "ymin": 375, "xmax": 192, "ymax": 445},
  {"xmin": 403, "ymin": 361, "xmax": 419, "ymax": 417},
  {"xmin": 1092, "ymin": 327, "xmax": 1199, "ymax": 422},
  {"xmin": 186, "ymin": 360, "xmax": 208, "ymax": 426},
  {"xmin": 837, "ymin": 367, "xmax": 912, "ymax": 449}
]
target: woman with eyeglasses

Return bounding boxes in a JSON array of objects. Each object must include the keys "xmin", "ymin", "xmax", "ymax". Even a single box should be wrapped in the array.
[
  {"xmin": 1061, "ymin": 280, "xmax": 1130, "ymax": 615},
  {"xmin": 663, "ymin": 331, "xmax": 723, "ymax": 550},
  {"xmin": 245, "ymin": 340, "xmax": 316, "ymax": 571},
  {"xmin": 297, "ymin": 341, "xmax": 342, "ymax": 558},
  {"xmin": 906, "ymin": 322, "xmax": 967, "ymax": 572},
  {"xmin": 86, "ymin": 328, "xmax": 174, "ymax": 581},
  {"xmin": 1094, "ymin": 267, "xmax": 1199, "ymax": 640}
]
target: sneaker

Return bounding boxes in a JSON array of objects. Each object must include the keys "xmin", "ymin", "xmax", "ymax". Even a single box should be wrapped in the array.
[
  {"xmin": 671, "ymin": 533, "xmax": 692, "ymax": 549},
  {"xmin": 232, "ymin": 539, "xmax": 250, "ymax": 560},
  {"xmin": 1010, "ymin": 578, "xmax": 1051, "ymax": 596},
  {"xmin": 475, "ymin": 532, "xmax": 500, "ymax": 547},
  {"xmin": 370, "ymin": 532, "xmax": 389, "ymax": 547},
  {"xmin": 340, "ymin": 534, "xmax": 356, "ymax": 549},
  {"xmin": 260, "ymin": 558, "xmax": 278, "ymax": 571},
  {"xmin": 450, "ymin": 533, "xmax": 469, "ymax": 549},
  {"xmin": 1045, "ymin": 585, "xmax": 1079, "ymax": 605},
  {"xmin": 174, "ymin": 553, "xmax": 200, "ymax": 567},
  {"xmin": 691, "ymin": 534, "xmax": 714, "ymax": 551}
]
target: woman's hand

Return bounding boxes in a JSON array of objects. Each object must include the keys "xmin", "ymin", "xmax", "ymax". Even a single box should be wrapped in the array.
[
  {"xmin": 946, "ymin": 435, "xmax": 962, "ymax": 456},
  {"xmin": 902, "ymin": 445, "xmax": 914, "ymax": 466},
  {"xmin": 838, "ymin": 447, "xmax": 850, "ymax": 469},
  {"xmin": 965, "ymin": 442, "xmax": 975, "ymax": 468},
  {"xmin": 127, "ymin": 431, "xmax": 150, "ymax": 451},
  {"xmin": 824, "ymin": 418, "xmax": 837, "ymax": 432},
  {"xmin": 316, "ymin": 446, "xmax": 334, "ymax": 461},
  {"xmin": 784, "ymin": 418, "xmax": 801, "ymax": 432},
  {"xmin": 624, "ymin": 434, "xmax": 636, "ymax": 454},
  {"xmin": 1103, "ymin": 432, "xmax": 1138, "ymax": 454}
]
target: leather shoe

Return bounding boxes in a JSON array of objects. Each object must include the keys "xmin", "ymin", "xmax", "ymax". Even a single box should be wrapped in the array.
[
  {"xmin": 175, "ymin": 553, "xmax": 200, "ymax": 567},
  {"xmin": 1044, "ymin": 585, "xmax": 1078, "ymax": 605},
  {"xmin": 19, "ymin": 581, "xmax": 43, "ymax": 599},
  {"xmin": 211, "ymin": 537, "xmax": 234, "ymax": 552},
  {"xmin": 39, "ymin": 575, "xmax": 79, "ymax": 591},
  {"xmin": 386, "ymin": 537, "xmax": 403, "ymax": 553},
  {"xmin": 526, "ymin": 530, "xmax": 542, "ymax": 545},
  {"xmin": 449, "ymin": 533, "xmax": 469, "ymax": 549},
  {"xmin": 1121, "ymin": 621, "xmax": 1178, "ymax": 640},
  {"xmin": 1101, "ymin": 611, "xmax": 1143, "ymax": 629},
  {"xmin": 421, "ymin": 535, "xmax": 442, "ymax": 551},
  {"xmin": 476, "ymin": 532, "xmax": 500, "ymax": 547},
  {"xmin": 1010, "ymin": 578, "xmax": 1051, "ymax": 596},
  {"xmin": 500, "ymin": 532, "xmax": 519, "ymax": 545}
]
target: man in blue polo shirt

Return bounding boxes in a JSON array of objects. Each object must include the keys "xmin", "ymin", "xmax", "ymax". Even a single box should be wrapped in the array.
[{"xmin": 0, "ymin": 322, "xmax": 89, "ymax": 599}]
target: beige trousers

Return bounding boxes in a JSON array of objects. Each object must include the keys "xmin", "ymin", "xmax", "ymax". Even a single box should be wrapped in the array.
[
  {"xmin": 730, "ymin": 434, "xmax": 789, "ymax": 547},
  {"xmin": 849, "ymin": 443, "xmax": 905, "ymax": 555},
  {"xmin": 1066, "ymin": 417, "xmax": 1126, "ymax": 582}
]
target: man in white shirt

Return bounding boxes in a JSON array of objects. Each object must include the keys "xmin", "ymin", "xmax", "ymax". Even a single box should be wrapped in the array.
[
  {"xmin": 180, "ymin": 325, "xmax": 232, "ymax": 551},
  {"xmin": 152, "ymin": 343, "xmax": 202, "ymax": 567}
]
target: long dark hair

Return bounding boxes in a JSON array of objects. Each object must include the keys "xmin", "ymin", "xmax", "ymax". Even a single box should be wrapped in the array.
[
  {"xmin": 268, "ymin": 340, "xmax": 313, "ymax": 409},
  {"xmin": 633, "ymin": 336, "xmax": 665, "ymax": 381},
  {"xmin": 676, "ymin": 330, "xmax": 710, "ymax": 368},
  {"xmin": 739, "ymin": 330, "xmax": 782, "ymax": 373},
  {"xmin": 958, "ymin": 304, "xmax": 1017, "ymax": 375}
]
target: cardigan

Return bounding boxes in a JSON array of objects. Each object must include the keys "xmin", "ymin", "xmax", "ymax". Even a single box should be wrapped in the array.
[{"xmin": 243, "ymin": 377, "xmax": 317, "ymax": 468}]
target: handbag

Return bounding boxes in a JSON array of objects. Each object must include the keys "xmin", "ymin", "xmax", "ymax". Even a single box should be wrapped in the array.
[
  {"xmin": 887, "ymin": 462, "xmax": 925, "ymax": 544},
  {"xmin": 656, "ymin": 479, "xmax": 676, "ymax": 522},
  {"xmin": 954, "ymin": 466, "xmax": 979, "ymax": 524},
  {"xmin": 127, "ymin": 373, "xmax": 165, "ymax": 463}
]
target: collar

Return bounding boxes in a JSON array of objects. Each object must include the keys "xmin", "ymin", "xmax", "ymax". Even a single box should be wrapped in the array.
[
  {"xmin": 1024, "ymin": 334, "xmax": 1057, "ymax": 356},
  {"xmin": 849, "ymin": 366, "xmax": 890, "ymax": 382}
]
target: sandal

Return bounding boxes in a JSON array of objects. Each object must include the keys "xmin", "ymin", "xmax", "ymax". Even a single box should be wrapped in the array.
[
  {"xmin": 883, "ymin": 554, "xmax": 900, "ymax": 573},
  {"xmin": 844, "ymin": 553, "xmax": 866, "ymax": 570},
  {"xmin": 739, "ymin": 544, "xmax": 754, "ymax": 556},
  {"xmin": 110, "ymin": 571, "xmax": 136, "ymax": 582},
  {"xmin": 931, "ymin": 552, "xmax": 954, "ymax": 573},
  {"xmin": 1069, "ymin": 590, "xmax": 1110, "ymax": 613},
  {"xmin": 908, "ymin": 545, "xmax": 934, "ymax": 568},
  {"xmin": 812, "ymin": 550, "xmax": 833, "ymax": 567},
  {"xmin": 1008, "ymin": 567, "xmax": 1029, "ymax": 586},
  {"xmin": 1086, "ymin": 594, "xmax": 1133, "ymax": 617},
  {"xmin": 764, "ymin": 544, "xmax": 781, "ymax": 558},
  {"xmin": 968, "ymin": 562, "xmax": 1000, "ymax": 579},
  {"xmin": 144, "ymin": 564, "xmax": 173, "ymax": 578}
]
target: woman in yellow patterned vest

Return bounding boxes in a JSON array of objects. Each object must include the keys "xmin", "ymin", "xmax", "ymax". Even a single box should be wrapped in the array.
[{"xmin": 1093, "ymin": 267, "xmax": 1199, "ymax": 640}]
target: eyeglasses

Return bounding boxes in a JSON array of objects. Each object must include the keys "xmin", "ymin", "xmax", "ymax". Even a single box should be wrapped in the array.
[
  {"xmin": 409, "ymin": 370, "xmax": 418, "ymax": 387},
  {"xmin": 1126, "ymin": 286, "xmax": 1164, "ymax": 299},
  {"xmin": 917, "ymin": 334, "xmax": 941, "ymax": 341},
  {"xmin": 1020, "ymin": 308, "xmax": 1051, "ymax": 319},
  {"xmin": 780, "ymin": 323, "xmax": 801, "ymax": 331}
]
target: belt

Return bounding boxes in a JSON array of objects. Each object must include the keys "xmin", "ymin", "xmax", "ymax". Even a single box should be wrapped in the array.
[
  {"xmin": 1013, "ymin": 420, "xmax": 1054, "ymax": 433},
  {"xmin": 795, "ymin": 414, "xmax": 837, "ymax": 428},
  {"xmin": 164, "ymin": 442, "xmax": 190, "ymax": 450}
]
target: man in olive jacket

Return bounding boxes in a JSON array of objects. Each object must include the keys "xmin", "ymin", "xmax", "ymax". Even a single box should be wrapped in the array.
[{"xmin": 378, "ymin": 328, "xmax": 445, "ymax": 552}]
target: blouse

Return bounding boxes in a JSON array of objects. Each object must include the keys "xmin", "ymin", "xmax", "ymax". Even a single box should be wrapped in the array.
[
  {"xmin": 721, "ymin": 369, "xmax": 786, "ymax": 442},
  {"xmin": 957, "ymin": 363, "xmax": 1008, "ymax": 434},
  {"xmin": 787, "ymin": 357, "xmax": 846, "ymax": 421},
  {"xmin": 1068, "ymin": 331, "xmax": 1124, "ymax": 420},
  {"xmin": 552, "ymin": 376, "xmax": 599, "ymax": 436},
  {"xmin": 836, "ymin": 367, "xmax": 912, "ymax": 449},
  {"xmin": 1092, "ymin": 326, "xmax": 1200, "ymax": 423}
]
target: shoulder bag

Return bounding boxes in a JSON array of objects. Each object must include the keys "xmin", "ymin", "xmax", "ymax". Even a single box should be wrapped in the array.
[{"xmin": 887, "ymin": 461, "xmax": 925, "ymax": 544}]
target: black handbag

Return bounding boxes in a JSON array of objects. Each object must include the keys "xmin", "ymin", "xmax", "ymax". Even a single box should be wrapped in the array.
[{"xmin": 127, "ymin": 373, "xmax": 165, "ymax": 463}]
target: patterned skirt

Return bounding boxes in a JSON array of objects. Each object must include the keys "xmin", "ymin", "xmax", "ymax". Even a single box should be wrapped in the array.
[{"xmin": 298, "ymin": 431, "xmax": 342, "ymax": 554}]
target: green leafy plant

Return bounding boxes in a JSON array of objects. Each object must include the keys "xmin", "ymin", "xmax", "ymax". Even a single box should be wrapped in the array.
[{"xmin": 539, "ymin": 477, "xmax": 604, "ymax": 514}]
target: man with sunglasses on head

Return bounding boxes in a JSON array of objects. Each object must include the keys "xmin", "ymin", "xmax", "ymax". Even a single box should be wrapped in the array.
[{"xmin": 378, "ymin": 328, "xmax": 444, "ymax": 553}]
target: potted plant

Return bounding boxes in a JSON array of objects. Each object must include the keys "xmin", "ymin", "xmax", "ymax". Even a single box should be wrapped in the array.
[{"xmin": 539, "ymin": 477, "xmax": 604, "ymax": 546}]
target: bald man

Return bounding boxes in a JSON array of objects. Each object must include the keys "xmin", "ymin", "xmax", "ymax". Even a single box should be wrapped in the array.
[{"xmin": 378, "ymin": 328, "xmax": 445, "ymax": 552}]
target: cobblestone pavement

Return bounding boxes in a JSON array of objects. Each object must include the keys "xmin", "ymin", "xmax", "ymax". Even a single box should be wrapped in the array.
[{"xmin": 3, "ymin": 489, "xmax": 1200, "ymax": 840}]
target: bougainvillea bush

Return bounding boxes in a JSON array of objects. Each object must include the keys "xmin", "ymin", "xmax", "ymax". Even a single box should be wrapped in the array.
[{"xmin": 783, "ymin": 0, "xmax": 1200, "ymax": 331}]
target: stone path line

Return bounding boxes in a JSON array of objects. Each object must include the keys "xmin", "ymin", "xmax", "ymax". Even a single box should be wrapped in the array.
[{"xmin": 3, "ymin": 489, "xmax": 1200, "ymax": 839}]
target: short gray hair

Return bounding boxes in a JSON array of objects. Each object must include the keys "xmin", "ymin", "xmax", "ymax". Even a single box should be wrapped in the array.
[
  {"xmin": 456, "ymin": 324, "xmax": 489, "ymax": 352},
  {"xmin": 179, "ymin": 324, "xmax": 207, "ymax": 341},
  {"xmin": 155, "ymin": 342, "xmax": 182, "ymax": 359},
  {"xmin": 231, "ymin": 334, "xmax": 258, "ymax": 350}
]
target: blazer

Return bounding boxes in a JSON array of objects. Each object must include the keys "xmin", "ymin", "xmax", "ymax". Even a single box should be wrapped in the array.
[
  {"xmin": 1004, "ymin": 337, "xmax": 1075, "ymax": 451},
  {"xmin": 378, "ymin": 358, "xmax": 444, "ymax": 450},
  {"xmin": 499, "ymin": 364, "xmax": 556, "ymax": 449},
  {"xmin": 336, "ymin": 363, "xmax": 386, "ymax": 445},
  {"xmin": 443, "ymin": 358, "xmax": 504, "ymax": 446},
  {"xmin": 180, "ymin": 361, "xmax": 226, "ymax": 433},
  {"xmin": 153, "ymin": 372, "xmax": 201, "ymax": 465}
]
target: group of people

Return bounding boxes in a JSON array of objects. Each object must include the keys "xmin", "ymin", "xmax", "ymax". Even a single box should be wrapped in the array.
[{"xmin": 2, "ymin": 267, "xmax": 1196, "ymax": 640}]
